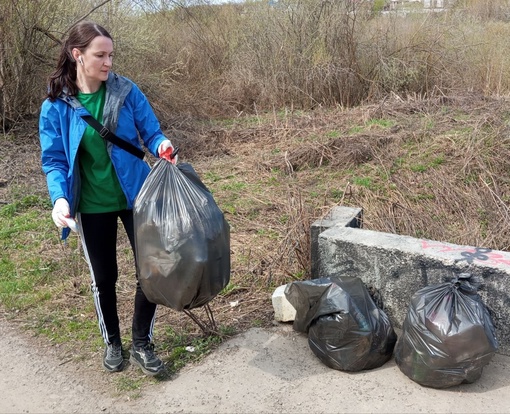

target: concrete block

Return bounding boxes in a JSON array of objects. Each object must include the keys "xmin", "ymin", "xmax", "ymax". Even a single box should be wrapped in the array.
[
  {"xmin": 272, "ymin": 284, "xmax": 296, "ymax": 322},
  {"xmin": 310, "ymin": 206, "xmax": 363, "ymax": 278},
  {"xmin": 316, "ymin": 225, "xmax": 510, "ymax": 355}
]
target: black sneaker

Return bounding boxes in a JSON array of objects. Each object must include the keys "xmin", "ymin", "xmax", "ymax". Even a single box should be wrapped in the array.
[
  {"xmin": 103, "ymin": 342, "xmax": 124, "ymax": 372},
  {"xmin": 129, "ymin": 343, "xmax": 164, "ymax": 376}
]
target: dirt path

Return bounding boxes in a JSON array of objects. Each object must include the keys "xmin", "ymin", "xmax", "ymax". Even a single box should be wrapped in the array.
[{"xmin": 1, "ymin": 317, "xmax": 510, "ymax": 414}]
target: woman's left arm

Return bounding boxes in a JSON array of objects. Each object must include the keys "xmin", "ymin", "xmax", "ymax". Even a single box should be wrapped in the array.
[{"xmin": 130, "ymin": 83, "xmax": 170, "ymax": 157}]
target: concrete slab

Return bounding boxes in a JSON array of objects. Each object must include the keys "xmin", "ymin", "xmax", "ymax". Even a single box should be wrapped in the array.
[
  {"xmin": 310, "ymin": 206, "xmax": 362, "ymax": 277},
  {"xmin": 317, "ymin": 221, "xmax": 510, "ymax": 355}
]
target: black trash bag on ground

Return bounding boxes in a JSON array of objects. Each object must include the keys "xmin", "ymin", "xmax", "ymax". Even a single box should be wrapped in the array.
[
  {"xmin": 394, "ymin": 274, "xmax": 498, "ymax": 389},
  {"xmin": 285, "ymin": 276, "xmax": 397, "ymax": 372},
  {"xmin": 133, "ymin": 160, "xmax": 230, "ymax": 311}
]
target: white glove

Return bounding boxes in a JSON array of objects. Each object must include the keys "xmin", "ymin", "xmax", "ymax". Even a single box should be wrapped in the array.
[
  {"xmin": 158, "ymin": 139, "xmax": 177, "ymax": 164},
  {"xmin": 51, "ymin": 198, "xmax": 71, "ymax": 228}
]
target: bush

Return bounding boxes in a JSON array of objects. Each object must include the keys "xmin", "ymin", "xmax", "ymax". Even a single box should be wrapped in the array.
[{"xmin": 3, "ymin": 0, "xmax": 510, "ymax": 128}]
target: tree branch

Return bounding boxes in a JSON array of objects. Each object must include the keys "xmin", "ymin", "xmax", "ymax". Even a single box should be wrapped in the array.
[
  {"xmin": 33, "ymin": 26, "xmax": 63, "ymax": 46},
  {"xmin": 65, "ymin": 0, "xmax": 113, "ymax": 34}
]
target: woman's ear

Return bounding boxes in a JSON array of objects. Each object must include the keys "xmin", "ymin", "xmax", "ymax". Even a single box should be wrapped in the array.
[{"xmin": 71, "ymin": 48, "xmax": 81, "ymax": 64}]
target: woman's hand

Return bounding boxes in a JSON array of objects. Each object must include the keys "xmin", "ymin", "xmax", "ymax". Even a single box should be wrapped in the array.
[
  {"xmin": 52, "ymin": 198, "xmax": 78, "ymax": 232},
  {"xmin": 51, "ymin": 198, "xmax": 71, "ymax": 228},
  {"xmin": 158, "ymin": 139, "xmax": 177, "ymax": 164}
]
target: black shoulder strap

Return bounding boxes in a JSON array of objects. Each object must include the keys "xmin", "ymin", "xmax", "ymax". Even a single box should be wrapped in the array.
[{"xmin": 80, "ymin": 114, "xmax": 146, "ymax": 160}]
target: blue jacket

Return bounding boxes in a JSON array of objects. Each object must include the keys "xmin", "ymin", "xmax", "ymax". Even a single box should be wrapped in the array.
[{"xmin": 39, "ymin": 72, "xmax": 167, "ymax": 239}]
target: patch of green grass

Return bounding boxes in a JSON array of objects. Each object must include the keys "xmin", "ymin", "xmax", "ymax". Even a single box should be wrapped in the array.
[
  {"xmin": 325, "ymin": 130, "xmax": 341, "ymax": 139},
  {"xmin": 34, "ymin": 312, "xmax": 99, "ymax": 344},
  {"xmin": 220, "ymin": 181, "xmax": 246, "ymax": 192},
  {"xmin": 414, "ymin": 229, "xmax": 426, "ymax": 238},
  {"xmin": 212, "ymin": 115, "xmax": 261, "ymax": 128},
  {"xmin": 222, "ymin": 203, "xmax": 237, "ymax": 215},
  {"xmin": 347, "ymin": 118, "xmax": 394, "ymax": 135},
  {"xmin": 215, "ymin": 186, "xmax": 244, "ymax": 216},
  {"xmin": 252, "ymin": 319, "xmax": 264, "ymax": 327},
  {"xmin": 366, "ymin": 118, "xmax": 395, "ymax": 129},
  {"xmin": 423, "ymin": 118, "xmax": 435, "ymax": 130},
  {"xmin": 348, "ymin": 125, "xmax": 364, "ymax": 134},
  {"xmin": 278, "ymin": 214, "xmax": 289, "ymax": 224},
  {"xmin": 0, "ymin": 204, "xmax": 16, "ymax": 218},
  {"xmin": 246, "ymin": 208, "xmax": 261, "ymax": 220},
  {"xmin": 0, "ymin": 210, "xmax": 51, "ymax": 244},
  {"xmin": 410, "ymin": 164, "xmax": 428, "ymax": 173},
  {"xmin": 409, "ymin": 153, "xmax": 445, "ymax": 173},
  {"xmin": 114, "ymin": 376, "xmax": 145, "ymax": 396},
  {"xmin": 271, "ymin": 109, "xmax": 305, "ymax": 121},
  {"xmin": 159, "ymin": 327, "xmax": 226, "ymax": 374},
  {"xmin": 478, "ymin": 208, "xmax": 489, "ymax": 238},
  {"xmin": 390, "ymin": 157, "xmax": 405, "ymax": 173},
  {"xmin": 352, "ymin": 176, "xmax": 373, "ymax": 189},
  {"xmin": 204, "ymin": 171, "xmax": 222, "ymax": 182},
  {"xmin": 376, "ymin": 167, "xmax": 391, "ymax": 182},
  {"xmin": 266, "ymin": 168, "xmax": 282, "ymax": 185},
  {"xmin": 0, "ymin": 278, "xmax": 53, "ymax": 310},
  {"xmin": 256, "ymin": 228, "xmax": 280, "ymax": 239},
  {"xmin": 431, "ymin": 155, "xmax": 445, "ymax": 167},
  {"xmin": 218, "ymin": 324, "xmax": 236, "ymax": 337},
  {"xmin": 0, "ymin": 201, "xmax": 63, "ymax": 311},
  {"xmin": 330, "ymin": 188, "xmax": 344, "ymax": 201},
  {"xmin": 290, "ymin": 270, "xmax": 306, "ymax": 280},
  {"xmin": 233, "ymin": 251, "xmax": 253, "ymax": 266},
  {"xmin": 220, "ymin": 281, "xmax": 241, "ymax": 296}
]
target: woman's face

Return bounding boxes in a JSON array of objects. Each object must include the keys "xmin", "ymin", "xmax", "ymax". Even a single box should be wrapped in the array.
[{"xmin": 76, "ymin": 36, "xmax": 114, "ymax": 84}]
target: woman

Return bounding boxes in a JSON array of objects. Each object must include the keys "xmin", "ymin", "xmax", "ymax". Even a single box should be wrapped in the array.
[{"xmin": 39, "ymin": 21, "xmax": 175, "ymax": 376}]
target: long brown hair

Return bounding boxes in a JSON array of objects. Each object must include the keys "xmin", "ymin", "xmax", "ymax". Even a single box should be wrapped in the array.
[{"xmin": 47, "ymin": 21, "xmax": 112, "ymax": 101}]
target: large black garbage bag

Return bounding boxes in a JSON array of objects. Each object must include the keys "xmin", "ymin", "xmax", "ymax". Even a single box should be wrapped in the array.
[
  {"xmin": 285, "ymin": 276, "xmax": 397, "ymax": 371},
  {"xmin": 394, "ymin": 274, "xmax": 498, "ymax": 389},
  {"xmin": 133, "ymin": 160, "xmax": 230, "ymax": 311}
]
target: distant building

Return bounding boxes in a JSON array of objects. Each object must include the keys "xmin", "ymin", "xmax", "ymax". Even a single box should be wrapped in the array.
[
  {"xmin": 268, "ymin": 0, "xmax": 453, "ymax": 11},
  {"xmin": 388, "ymin": 0, "xmax": 452, "ymax": 10},
  {"xmin": 423, "ymin": 0, "xmax": 446, "ymax": 7}
]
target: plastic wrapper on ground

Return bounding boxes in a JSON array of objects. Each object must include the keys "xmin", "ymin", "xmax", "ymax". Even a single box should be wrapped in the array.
[
  {"xmin": 133, "ymin": 161, "xmax": 230, "ymax": 311},
  {"xmin": 285, "ymin": 276, "xmax": 397, "ymax": 372},
  {"xmin": 394, "ymin": 275, "xmax": 498, "ymax": 389}
]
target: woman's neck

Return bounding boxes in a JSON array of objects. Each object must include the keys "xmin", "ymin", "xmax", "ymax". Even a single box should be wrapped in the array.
[{"xmin": 76, "ymin": 73, "xmax": 102, "ymax": 94}]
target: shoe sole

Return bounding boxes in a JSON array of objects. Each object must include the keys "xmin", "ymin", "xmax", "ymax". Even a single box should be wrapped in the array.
[
  {"xmin": 129, "ymin": 354, "xmax": 164, "ymax": 376},
  {"xmin": 103, "ymin": 360, "xmax": 124, "ymax": 372}
]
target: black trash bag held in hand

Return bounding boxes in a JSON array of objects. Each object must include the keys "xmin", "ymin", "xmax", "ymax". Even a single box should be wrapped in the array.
[
  {"xmin": 133, "ymin": 160, "xmax": 230, "ymax": 311},
  {"xmin": 285, "ymin": 276, "xmax": 397, "ymax": 372},
  {"xmin": 394, "ymin": 274, "xmax": 498, "ymax": 389}
]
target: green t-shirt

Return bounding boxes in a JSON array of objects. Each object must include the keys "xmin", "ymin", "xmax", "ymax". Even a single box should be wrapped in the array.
[{"xmin": 77, "ymin": 83, "xmax": 127, "ymax": 213}]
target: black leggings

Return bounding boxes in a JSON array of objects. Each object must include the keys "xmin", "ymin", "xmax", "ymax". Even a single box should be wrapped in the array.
[{"xmin": 78, "ymin": 210, "xmax": 157, "ymax": 348}]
